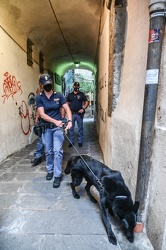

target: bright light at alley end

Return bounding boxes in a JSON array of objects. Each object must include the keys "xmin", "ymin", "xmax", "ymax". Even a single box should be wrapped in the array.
[{"xmin": 74, "ymin": 62, "xmax": 80, "ymax": 67}]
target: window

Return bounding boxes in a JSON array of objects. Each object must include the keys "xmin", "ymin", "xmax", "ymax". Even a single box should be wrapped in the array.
[
  {"xmin": 39, "ymin": 52, "xmax": 44, "ymax": 73},
  {"xmin": 48, "ymin": 70, "xmax": 54, "ymax": 82},
  {"xmin": 27, "ymin": 38, "xmax": 33, "ymax": 66}
]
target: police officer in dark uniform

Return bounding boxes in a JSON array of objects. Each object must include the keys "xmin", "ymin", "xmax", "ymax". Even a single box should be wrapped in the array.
[
  {"xmin": 67, "ymin": 82, "xmax": 89, "ymax": 147},
  {"xmin": 35, "ymin": 74, "xmax": 72, "ymax": 188}
]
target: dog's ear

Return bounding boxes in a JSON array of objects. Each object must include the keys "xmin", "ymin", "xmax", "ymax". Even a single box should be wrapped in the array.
[
  {"xmin": 122, "ymin": 219, "xmax": 129, "ymax": 229},
  {"xmin": 133, "ymin": 201, "xmax": 139, "ymax": 214}
]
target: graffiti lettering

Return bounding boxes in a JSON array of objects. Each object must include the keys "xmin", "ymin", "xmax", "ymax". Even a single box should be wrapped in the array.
[
  {"xmin": 27, "ymin": 92, "xmax": 37, "ymax": 124},
  {"xmin": 18, "ymin": 101, "xmax": 31, "ymax": 135},
  {"xmin": 2, "ymin": 72, "xmax": 23, "ymax": 103},
  {"xmin": 98, "ymin": 103, "xmax": 106, "ymax": 123}
]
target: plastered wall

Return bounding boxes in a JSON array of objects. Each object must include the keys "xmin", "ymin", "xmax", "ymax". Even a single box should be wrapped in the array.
[
  {"xmin": 97, "ymin": 1, "xmax": 166, "ymax": 249},
  {"xmin": 0, "ymin": 27, "xmax": 41, "ymax": 162},
  {"xmin": 97, "ymin": 10, "xmax": 110, "ymax": 162},
  {"xmin": 98, "ymin": 0, "xmax": 149, "ymax": 196},
  {"xmin": 111, "ymin": 0, "xmax": 149, "ymax": 194}
]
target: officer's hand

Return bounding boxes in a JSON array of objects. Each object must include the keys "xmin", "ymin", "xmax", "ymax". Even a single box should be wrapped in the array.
[
  {"xmin": 65, "ymin": 121, "xmax": 72, "ymax": 131},
  {"xmin": 78, "ymin": 108, "xmax": 84, "ymax": 114},
  {"xmin": 55, "ymin": 120, "xmax": 63, "ymax": 127}
]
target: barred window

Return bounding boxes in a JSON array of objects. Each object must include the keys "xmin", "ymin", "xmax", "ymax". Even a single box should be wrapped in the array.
[
  {"xmin": 27, "ymin": 38, "xmax": 33, "ymax": 66},
  {"xmin": 39, "ymin": 52, "xmax": 44, "ymax": 73}
]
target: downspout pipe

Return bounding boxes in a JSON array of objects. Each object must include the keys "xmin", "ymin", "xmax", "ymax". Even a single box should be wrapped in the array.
[{"xmin": 135, "ymin": 0, "xmax": 166, "ymax": 223}]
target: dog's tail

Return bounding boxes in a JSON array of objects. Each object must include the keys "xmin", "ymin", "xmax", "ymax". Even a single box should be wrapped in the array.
[{"xmin": 64, "ymin": 156, "xmax": 74, "ymax": 174}]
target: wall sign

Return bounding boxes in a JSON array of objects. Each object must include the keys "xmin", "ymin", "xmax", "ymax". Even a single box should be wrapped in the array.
[
  {"xmin": 149, "ymin": 29, "xmax": 160, "ymax": 43},
  {"xmin": 146, "ymin": 69, "xmax": 159, "ymax": 84}
]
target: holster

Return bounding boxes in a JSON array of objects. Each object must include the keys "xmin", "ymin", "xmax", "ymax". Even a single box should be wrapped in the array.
[{"xmin": 33, "ymin": 123, "xmax": 42, "ymax": 137}]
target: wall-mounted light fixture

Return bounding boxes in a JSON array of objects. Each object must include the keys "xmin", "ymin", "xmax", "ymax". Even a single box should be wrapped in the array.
[{"xmin": 74, "ymin": 62, "xmax": 80, "ymax": 67}]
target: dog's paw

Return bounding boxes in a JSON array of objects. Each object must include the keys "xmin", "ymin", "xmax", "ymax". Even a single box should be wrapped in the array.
[
  {"xmin": 73, "ymin": 193, "xmax": 80, "ymax": 199},
  {"xmin": 108, "ymin": 234, "xmax": 117, "ymax": 245}
]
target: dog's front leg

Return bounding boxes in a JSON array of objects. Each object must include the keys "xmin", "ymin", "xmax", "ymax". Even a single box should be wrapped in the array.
[
  {"xmin": 85, "ymin": 181, "xmax": 97, "ymax": 203},
  {"xmin": 70, "ymin": 183, "xmax": 80, "ymax": 199},
  {"xmin": 99, "ymin": 195, "xmax": 117, "ymax": 245}
]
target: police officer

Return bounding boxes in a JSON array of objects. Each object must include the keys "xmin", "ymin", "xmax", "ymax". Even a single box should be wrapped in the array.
[
  {"xmin": 35, "ymin": 74, "xmax": 72, "ymax": 188},
  {"xmin": 67, "ymin": 82, "xmax": 89, "ymax": 147}
]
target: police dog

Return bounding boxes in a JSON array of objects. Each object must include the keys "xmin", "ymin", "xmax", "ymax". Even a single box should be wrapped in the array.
[{"xmin": 64, "ymin": 155, "xmax": 139, "ymax": 245}]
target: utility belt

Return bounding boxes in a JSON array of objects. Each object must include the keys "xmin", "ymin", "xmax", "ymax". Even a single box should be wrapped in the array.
[
  {"xmin": 72, "ymin": 110, "xmax": 85, "ymax": 115},
  {"xmin": 42, "ymin": 123, "xmax": 57, "ymax": 130},
  {"xmin": 33, "ymin": 123, "xmax": 57, "ymax": 137},
  {"xmin": 72, "ymin": 111, "xmax": 79, "ymax": 114}
]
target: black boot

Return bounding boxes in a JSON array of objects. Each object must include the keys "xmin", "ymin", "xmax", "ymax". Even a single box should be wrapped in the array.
[
  {"xmin": 31, "ymin": 157, "xmax": 41, "ymax": 166},
  {"xmin": 53, "ymin": 177, "xmax": 61, "ymax": 188}
]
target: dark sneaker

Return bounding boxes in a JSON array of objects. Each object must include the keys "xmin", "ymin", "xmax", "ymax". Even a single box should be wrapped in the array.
[
  {"xmin": 68, "ymin": 143, "xmax": 74, "ymax": 148},
  {"xmin": 53, "ymin": 177, "xmax": 61, "ymax": 188},
  {"xmin": 31, "ymin": 157, "xmax": 41, "ymax": 166},
  {"xmin": 46, "ymin": 172, "xmax": 53, "ymax": 180},
  {"xmin": 78, "ymin": 143, "xmax": 82, "ymax": 147}
]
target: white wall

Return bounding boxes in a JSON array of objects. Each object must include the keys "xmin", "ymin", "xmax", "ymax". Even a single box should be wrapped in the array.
[{"xmin": 0, "ymin": 27, "xmax": 40, "ymax": 162}]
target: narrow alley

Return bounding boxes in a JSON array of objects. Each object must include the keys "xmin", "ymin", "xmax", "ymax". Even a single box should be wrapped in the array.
[{"xmin": 1, "ymin": 1, "xmax": 166, "ymax": 249}]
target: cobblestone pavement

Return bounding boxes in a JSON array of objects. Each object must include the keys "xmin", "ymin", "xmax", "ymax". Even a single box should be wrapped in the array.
[{"xmin": 0, "ymin": 118, "xmax": 153, "ymax": 250}]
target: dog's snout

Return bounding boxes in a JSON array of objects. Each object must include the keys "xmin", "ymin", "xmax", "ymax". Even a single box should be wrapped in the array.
[{"xmin": 126, "ymin": 231, "xmax": 134, "ymax": 243}]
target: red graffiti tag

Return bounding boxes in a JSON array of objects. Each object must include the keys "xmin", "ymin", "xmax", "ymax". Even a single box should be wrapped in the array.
[
  {"xmin": 18, "ymin": 101, "xmax": 31, "ymax": 135},
  {"xmin": 2, "ymin": 72, "xmax": 23, "ymax": 103}
]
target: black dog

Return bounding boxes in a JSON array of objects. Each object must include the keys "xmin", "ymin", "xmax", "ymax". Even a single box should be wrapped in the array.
[{"xmin": 64, "ymin": 155, "xmax": 139, "ymax": 245}]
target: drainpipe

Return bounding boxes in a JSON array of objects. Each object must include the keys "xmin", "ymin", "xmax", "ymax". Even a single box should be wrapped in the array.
[{"xmin": 135, "ymin": 0, "xmax": 166, "ymax": 224}]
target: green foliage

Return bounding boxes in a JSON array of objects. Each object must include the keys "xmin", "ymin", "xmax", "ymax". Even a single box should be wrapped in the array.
[
  {"xmin": 79, "ymin": 80, "xmax": 93, "ymax": 93},
  {"xmin": 64, "ymin": 69, "xmax": 94, "ymax": 95}
]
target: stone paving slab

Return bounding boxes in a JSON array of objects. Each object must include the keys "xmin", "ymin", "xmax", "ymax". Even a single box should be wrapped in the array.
[{"xmin": 0, "ymin": 234, "xmax": 117, "ymax": 250}]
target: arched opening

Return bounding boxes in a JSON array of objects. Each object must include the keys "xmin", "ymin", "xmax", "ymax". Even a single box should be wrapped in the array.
[{"xmin": 63, "ymin": 68, "xmax": 95, "ymax": 119}]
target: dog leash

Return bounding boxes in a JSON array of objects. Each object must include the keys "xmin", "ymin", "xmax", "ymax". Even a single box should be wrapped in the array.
[
  {"xmin": 62, "ymin": 120, "xmax": 128, "ymax": 200},
  {"xmin": 65, "ymin": 133, "xmax": 104, "ymax": 189},
  {"xmin": 62, "ymin": 120, "xmax": 104, "ymax": 190}
]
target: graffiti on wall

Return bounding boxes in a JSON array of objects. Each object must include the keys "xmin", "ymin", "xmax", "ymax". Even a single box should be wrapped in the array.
[
  {"xmin": 1, "ymin": 71, "xmax": 37, "ymax": 135},
  {"xmin": 27, "ymin": 92, "xmax": 36, "ymax": 123},
  {"xmin": 99, "ymin": 73, "xmax": 107, "ymax": 90},
  {"xmin": 18, "ymin": 93, "xmax": 37, "ymax": 135},
  {"xmin": 2, "ymin": 72, "xmax": 23, "ymax": 103},
  {"xmin": 18, "ymin": 100, "xmax": 31, "ymax": 135},
  {"xmin": 98, "ymin": 103, "xmax": 106, "ymax": 123}
]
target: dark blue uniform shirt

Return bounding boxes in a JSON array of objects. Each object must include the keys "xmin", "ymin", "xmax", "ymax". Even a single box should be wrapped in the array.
[
  {"xmin": 67, "ymin": 91, "xmax": 87, "ymax": 112},
  {"xmin": 35, "ymin": 90, "xmax": 66, "ymax": 124}
]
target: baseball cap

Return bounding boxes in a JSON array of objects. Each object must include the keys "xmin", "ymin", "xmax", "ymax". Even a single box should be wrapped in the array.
[
  {"xmin": 73, "ymin": 82, "xmax": 80, "ymax": 87},
  {"xmin": 39, "ymin": 74, "xmax": 52, "ymax": 86}
]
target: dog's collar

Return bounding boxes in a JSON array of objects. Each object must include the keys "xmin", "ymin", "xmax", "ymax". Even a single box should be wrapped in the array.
[{"xmin": 114, "ymin": 195, "xmax": 127, "ymax": 200}]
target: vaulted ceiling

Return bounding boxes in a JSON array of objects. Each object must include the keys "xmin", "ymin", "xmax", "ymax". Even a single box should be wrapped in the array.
[{"xmin": 0, "ymin": 0, "xmax": 103, "ymax": 75}]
